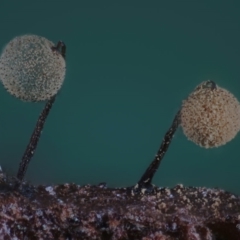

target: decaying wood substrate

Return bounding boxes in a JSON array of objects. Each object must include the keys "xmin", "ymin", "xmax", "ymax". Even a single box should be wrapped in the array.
[{"xmin": 0, "ymin": 173, "xmax": 239, "ymax": 240}]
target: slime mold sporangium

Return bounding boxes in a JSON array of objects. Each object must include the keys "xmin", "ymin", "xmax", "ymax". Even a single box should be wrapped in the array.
[
  {"xmin": 0, "ymin": 34, "xmax": 66, "ymax": 102},
  {"xmin": 181, "ymin": 80, "xmax": 240, "ymax": 148},
  {"xmin": 0, "ymin": 34, "xmax": 66, "ymax": 182}
]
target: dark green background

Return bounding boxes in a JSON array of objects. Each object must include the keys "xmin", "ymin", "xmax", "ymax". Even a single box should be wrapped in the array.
[{"xmin": 0, "ymin": 1, "xmax": 240, "ymax": 194}]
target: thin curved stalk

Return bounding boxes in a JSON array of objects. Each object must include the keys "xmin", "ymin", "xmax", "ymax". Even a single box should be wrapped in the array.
[
  {"xmin": 17, "ymin": 96, "xmax": 56, "ymax": 181},
  {"xmin": 136, "ymin": 110, "xmax": 181, "ymax": 190}
]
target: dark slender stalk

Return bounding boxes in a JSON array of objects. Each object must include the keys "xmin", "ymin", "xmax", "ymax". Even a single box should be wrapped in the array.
[
  {"xmin": 137, "ymin": 111, "xmax": 181, "ymax": 188},
  {"xmin": 17, "ymin": 96, "xmax": 56, "ymax": 181},
  {"xmin": 17, "ymin": 41, "xmax": 66, "ymax": 182}
]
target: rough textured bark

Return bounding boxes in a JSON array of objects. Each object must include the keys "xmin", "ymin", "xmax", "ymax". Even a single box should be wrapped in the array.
[{"xmin": 0, "ymin": 173, "xmax": 239, "ymax": 240}]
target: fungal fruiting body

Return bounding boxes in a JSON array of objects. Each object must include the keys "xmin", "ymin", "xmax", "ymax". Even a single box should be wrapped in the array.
[
  {"xmin": 0, "ymin": 34, "xmax": 66, "ymax": 181},
  {"xmin": 0, "ymin": 34, "xmax": 66, "ymax": 102},
  {"xmin": 181, "ymin": 80, "xmax": 240, "ymax": 148}
]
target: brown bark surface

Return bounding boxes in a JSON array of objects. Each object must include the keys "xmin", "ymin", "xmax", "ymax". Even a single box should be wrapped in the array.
[{"xmin": 0, "ymin": 174, "xmax": 239, "ymax": 240}]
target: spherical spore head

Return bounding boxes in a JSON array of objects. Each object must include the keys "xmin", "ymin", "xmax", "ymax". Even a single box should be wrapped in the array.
[
  {"xmin": 0, "ymin": 34, "xmax": 66, "ymax": 102},
  {"xmin": 180, "ymin": 80, "xmax": 240, "ymax": 148}
]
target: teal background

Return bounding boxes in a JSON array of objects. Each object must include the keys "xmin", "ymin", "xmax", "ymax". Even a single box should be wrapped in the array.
[{"xmin": 0, "ymin": 1, "xmax": 240, "ymax": 194}]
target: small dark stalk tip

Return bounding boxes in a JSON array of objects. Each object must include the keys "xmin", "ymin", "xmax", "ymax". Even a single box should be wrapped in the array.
[
  {"xmin": 205, "ymin": 80, "xmax": 217, "ymax": 91},
  {"xmin": 51, "ymin": 41, "xmax": 66, "ymax": 59}
]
